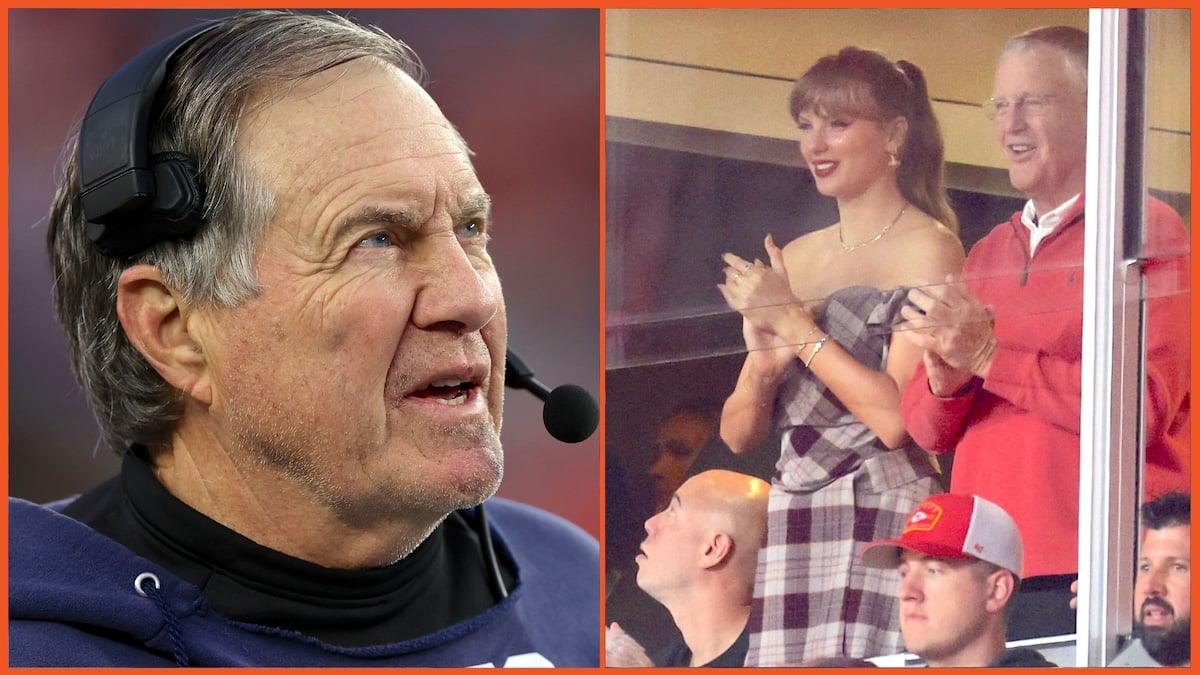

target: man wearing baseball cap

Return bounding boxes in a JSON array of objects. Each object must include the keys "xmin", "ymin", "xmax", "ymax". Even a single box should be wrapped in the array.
[{"xmin": 862, "ymin": 493, "xmax": 1055, "ymax": 667}]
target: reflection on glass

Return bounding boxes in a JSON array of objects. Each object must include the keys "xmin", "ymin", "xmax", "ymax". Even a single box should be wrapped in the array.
[
  {"xmin": 1139, "ymin": 7, "xmax": 1191, "ymax": 501},
  {"xmin": 1117, "ymin": 7, "xmax": 1192, "ymax": 668}
]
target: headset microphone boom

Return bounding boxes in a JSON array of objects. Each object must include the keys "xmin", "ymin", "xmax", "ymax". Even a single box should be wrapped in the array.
[{"xmin": 504, "ymin": 349, "xmax": 599, "ymax": 444}]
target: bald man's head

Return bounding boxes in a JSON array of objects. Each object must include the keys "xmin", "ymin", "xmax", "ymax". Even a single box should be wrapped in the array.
[
  {"xmin": 683, "ymin": 470, "xmax": 770, "ymax": 558},
  {"xmin": 635, "ymin": 470, "xmax": 769, "ymax": 603}
]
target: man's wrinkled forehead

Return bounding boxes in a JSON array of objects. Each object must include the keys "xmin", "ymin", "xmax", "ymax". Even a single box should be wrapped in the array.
[
  {"xmin": 238, "ymin": 57, "xmax": 483, "ymax": 227},
  {"xmin": 373, "ymin": 62, "xmax": 476, "ymax": 158},
  {"xmin": 242, "ymin": 57, "xmax": 473, "ymax": 161}
]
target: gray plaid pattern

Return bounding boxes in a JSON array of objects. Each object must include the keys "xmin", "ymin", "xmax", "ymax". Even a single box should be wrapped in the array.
[{"xmin": 746, "ymin": 286, "xmax": 943, "ymax": 665}]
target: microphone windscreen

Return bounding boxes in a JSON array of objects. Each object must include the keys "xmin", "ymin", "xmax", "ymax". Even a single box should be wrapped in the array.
[{"xmin": 542, "ymin": 384, "xmax": 599, "ymax": 443}]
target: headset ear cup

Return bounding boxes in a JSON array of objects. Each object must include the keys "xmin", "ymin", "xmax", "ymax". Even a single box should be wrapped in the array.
[
  {"xmin": 76, "ymin": 19, "xmax": 222, "ymax": 258},
  {"xmin": 150, "ymin": 151, "xmax": 206, "ymax": 236}
]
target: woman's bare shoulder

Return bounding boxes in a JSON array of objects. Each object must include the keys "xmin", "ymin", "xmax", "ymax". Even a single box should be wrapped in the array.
[
  {"xmin": 884, "ymin": 216, "xmax": 965, "ymax": 283},
  {"xmin": 781, "ymin": 225, "xmax": 834, "ymax": 257},
  {"xmin": 906, "ymin": 217, "xmax": 964, "ymax": 260}
]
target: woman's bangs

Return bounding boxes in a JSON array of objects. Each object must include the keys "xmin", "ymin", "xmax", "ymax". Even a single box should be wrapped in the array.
[{"xmin": 792, "ymin": 75, "xmax": 880, "ymax": 122}]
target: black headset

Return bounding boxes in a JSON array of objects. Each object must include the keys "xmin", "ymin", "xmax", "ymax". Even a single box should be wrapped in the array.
[
  {"xmin": 77, "ymin": 20, "xmax": 221, "ymax": 259},
  {"xmin": 75, "ymin": 17, "xmax": 513, "ymax": 601}
]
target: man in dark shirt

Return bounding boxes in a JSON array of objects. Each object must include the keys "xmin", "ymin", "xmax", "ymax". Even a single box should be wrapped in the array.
[{"xmin": 607, "ymin": 470, "xmax": 768, "ymax": 667}]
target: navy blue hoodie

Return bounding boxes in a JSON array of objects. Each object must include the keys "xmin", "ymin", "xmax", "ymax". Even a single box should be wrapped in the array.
[{"xmin": 9, "ymin": 496, "xmax": 599, "ymax": 667}]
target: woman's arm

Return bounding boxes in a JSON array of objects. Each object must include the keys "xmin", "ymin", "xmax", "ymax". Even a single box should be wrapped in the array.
[
  {"xmin": 719, "ymin": 321, "xmax": 792, "ymax": 453},
  {"xmin": 797, "ymin": 320, "xmax": 923, "ymax": 449},
  {"xmin": 775, "ymin": 229, "xmax": 965, "ymax": 449}
]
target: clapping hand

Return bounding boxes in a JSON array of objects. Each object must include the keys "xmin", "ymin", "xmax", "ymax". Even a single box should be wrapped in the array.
[
  {"xmin": 899, "ymin": 276, "xmax": 997, "ymax": 395},
  {"xmin": 719, "ymin": 234, "xmax": 813, "ymax": 341},
  {"xmin": 606, "ymin": 622, "xmax": 654, "ymax": 668}
]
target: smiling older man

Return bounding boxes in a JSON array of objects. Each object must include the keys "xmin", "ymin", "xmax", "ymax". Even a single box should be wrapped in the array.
[{"xmin": 899, "ymin": 24, "xmax": 1190, "ymax": 640}]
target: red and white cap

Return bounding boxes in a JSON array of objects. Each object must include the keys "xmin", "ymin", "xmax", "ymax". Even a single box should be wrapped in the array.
[{"xmin": 861, "ymin": 493, "xmax": 1023, "ymax": 578}]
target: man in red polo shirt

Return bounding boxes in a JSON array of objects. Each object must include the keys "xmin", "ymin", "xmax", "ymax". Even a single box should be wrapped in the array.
[{"xmin": 899, "ymin": 25, "xmax": 1189, "ymax": 640}]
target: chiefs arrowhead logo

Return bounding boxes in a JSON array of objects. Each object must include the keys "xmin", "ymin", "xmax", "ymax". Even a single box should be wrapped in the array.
[{"xmin": 903, "ymin": 501, "xmax": 942, "ymax": 533}]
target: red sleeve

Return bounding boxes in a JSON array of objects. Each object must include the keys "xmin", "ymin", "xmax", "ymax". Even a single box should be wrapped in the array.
[
  {"xmin": 961, "ymin": 214, "xmax": 1084, "ymax": 434},
  {"xmin": 900, "ymin": 359, "xmax": 978, "ymax": 455},
  {"xmin": 1141, "ymin": 198, "xmax": 1191, "ymax": 490}
]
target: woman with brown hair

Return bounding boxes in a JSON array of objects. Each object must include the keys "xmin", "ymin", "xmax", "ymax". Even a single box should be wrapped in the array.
[{"xmin": 717, "ymin": 47, "xmax": 963, "ymax": 664}]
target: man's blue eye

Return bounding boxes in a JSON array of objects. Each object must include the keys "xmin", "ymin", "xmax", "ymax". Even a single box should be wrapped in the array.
[
  {"xmin": 460, "ymin": 220, "xmax": 482, "ymax": 238},
  {"xmin": 358, "ymin": 232, "xmax": 391, "ymax": 248}
]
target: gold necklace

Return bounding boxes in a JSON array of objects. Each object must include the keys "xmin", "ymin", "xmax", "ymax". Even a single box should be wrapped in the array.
[{"xmin": 838, "ymin": 204, "xmax": 908, "ymax": 252}]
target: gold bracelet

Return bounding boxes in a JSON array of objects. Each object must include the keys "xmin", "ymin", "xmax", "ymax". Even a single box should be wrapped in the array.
[
  {"xmin": 792, "ymin": 326, "xmax": 821, "ymax": 360},
  {"xmin": 803, "ymin": 335, "xmax": 828, "ymax": 368}
]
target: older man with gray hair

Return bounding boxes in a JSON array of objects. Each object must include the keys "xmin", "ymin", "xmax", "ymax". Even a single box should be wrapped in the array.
[
  {"xmin": 900, "ymin": 24, "xmax": 1189, "ymax": 640},
  {"xmin": 9, "ymin": 10, "xmax": 597, "ymax": 667}
]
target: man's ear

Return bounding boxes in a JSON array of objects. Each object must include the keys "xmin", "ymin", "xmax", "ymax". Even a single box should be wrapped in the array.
[
  {"xmin": 116, "ymin": 265, "xmax": 212, "ymax": 404},
  {"xmin": 700, "ymin": 532, "xmax": 735, "ymax": 570},
  {"xmin": 984, "ymin": 569, "xmax": 1017, "ymax": 614}
]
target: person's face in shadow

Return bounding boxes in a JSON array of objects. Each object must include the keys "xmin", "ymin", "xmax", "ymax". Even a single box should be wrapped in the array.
[{"xmin": 647, "ymin": 414, "xmax": 712, "ymax": 511}]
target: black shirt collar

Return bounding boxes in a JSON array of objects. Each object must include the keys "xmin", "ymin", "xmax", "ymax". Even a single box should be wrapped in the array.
[{"xmin": 63, "ymin": 451, "xmax": 513, "ymax": 646}]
